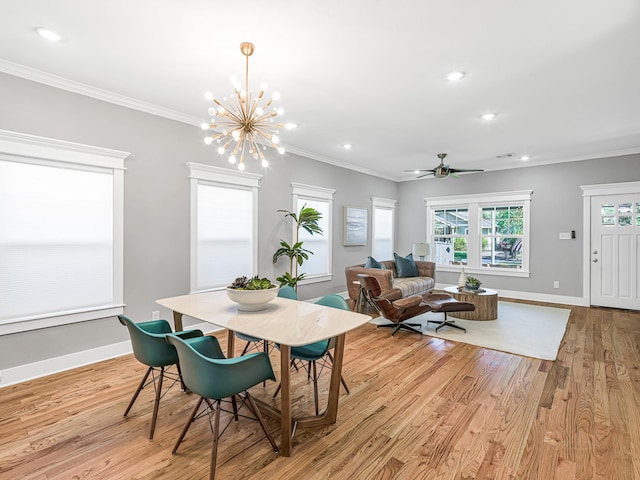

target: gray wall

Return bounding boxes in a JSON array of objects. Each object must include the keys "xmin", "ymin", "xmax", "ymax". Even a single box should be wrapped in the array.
[
  {"xmin": 0, "ymin": 73, "xmax": 396, "ymax": 369},
  {"xmin": 397, "ymin": 155, "xmax": 640, "ymax": 295},
  {"xmin": 1, "ymin": 71, "xmax": 639, "ymax": 373}
]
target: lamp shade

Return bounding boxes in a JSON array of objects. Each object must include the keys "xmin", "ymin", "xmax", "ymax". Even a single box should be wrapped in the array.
[{"xmin": 412, "ymin": 242, "xmax": 431, "ymax": 257}]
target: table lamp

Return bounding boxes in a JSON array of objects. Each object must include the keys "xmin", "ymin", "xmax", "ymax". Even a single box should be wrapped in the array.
[{"xmin": 412, "ymin": 242, "xmax": 431, "ymax": 261}]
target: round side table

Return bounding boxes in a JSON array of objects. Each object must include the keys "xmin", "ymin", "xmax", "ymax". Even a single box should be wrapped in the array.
[{"xmin": 443, "ymin": 286, "xmax": 498, "ymax": 321}]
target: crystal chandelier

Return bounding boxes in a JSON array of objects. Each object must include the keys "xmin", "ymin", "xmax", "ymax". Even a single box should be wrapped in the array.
[{"xmin": 201, "ymin": 42, "xmax": 295, "ymax": 171}]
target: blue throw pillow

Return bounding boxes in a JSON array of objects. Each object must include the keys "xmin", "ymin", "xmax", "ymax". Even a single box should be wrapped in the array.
[
  {"xmin": 394, "ymin": 253, "xmax": 418, "ymax": 278},
  {"xmin": 364, "ymin": 256, "xmax": 384, "ymax": 269}
]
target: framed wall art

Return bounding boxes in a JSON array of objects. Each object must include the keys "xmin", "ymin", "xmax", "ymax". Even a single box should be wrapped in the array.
[{"xmin": 344, "ymin": 206, "xmax": 368, "ymax": 246}]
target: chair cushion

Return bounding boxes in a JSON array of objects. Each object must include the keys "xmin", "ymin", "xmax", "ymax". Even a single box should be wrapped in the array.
[
  {"xmin": 364, "ymin": 256, "xmax": 384, "ymax": 269},
  {"xmin": 394, "ymin": 253, "xmax": 418, "ymax": 278},
  {"xmin": 393, "ymin": 276, "xmax": 435, "ymax": 297}
]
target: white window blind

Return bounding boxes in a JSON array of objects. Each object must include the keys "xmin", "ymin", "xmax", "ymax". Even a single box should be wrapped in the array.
[
  {"xmin": 297, "ymin": 198, "xmax": 330, "ymax": 277},
  {"xmin": 0, "ymin": 129, "xmax": 127, "ymax": 334},
  {"xmin": 291, "ymin": 183, "xmax": 335, "ymax": 284},
  {"xmin": 372, "ymin": 197, "xmax": 396, "ymax": 261},
  {"xmin": 188, "ymin": 163, "xmax": 262, "ymax": 293},
  {"xmin": 196, "ymin": 184, "xmax": 253, "ymax": 290}
]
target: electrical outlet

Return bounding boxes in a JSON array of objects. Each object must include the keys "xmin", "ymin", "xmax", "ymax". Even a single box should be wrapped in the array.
[
  {"xmin": 553, "ymin": 281, "xmax": 559, "ymax": 289},
  {"xmin": 152, "ymin": 310, "xmax": 160, "ymax": 320},
  {"xmin": 559, "ymin": 232, "xmax": 572, "ymax": 240}
]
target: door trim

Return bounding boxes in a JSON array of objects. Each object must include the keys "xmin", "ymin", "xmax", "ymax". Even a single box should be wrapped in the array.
[{"xmin": 580, "ymin": 181, "xmax": 640, "ymax": 306}]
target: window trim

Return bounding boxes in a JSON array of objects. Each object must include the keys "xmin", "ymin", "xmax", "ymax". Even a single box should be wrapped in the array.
[
  {"xmin": 0, "ymin": 129, "xmax": 128, "ymax": 335},
  {"xmin": 188, "ymin": 163, "xmax": 262, "ymax": 293},
  {"xmin": 425, "ymin": 190, "xmax": 532, "ymax": 277},
  {"xmin": 371, "ymin": 196, "xmax": 396, "ymax": 260},
  {"xmin": 291, "ymin": 182, "xmax": 335, "ymax": 285}
]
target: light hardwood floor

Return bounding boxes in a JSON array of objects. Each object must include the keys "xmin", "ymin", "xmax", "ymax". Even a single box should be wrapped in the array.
[{"xmin": 1, "ymin": 301, "xmax": 639, "ymax": 479}]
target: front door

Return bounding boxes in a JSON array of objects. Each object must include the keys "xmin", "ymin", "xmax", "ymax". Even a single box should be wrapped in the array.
[{"xmin": 590, "ymin": 193, "xmax": 640, "ymax": 309}]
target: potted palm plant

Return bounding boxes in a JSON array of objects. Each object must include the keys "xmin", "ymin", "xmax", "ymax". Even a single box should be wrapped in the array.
[{"xmin": 272, "ymin": 204, "xmax": 323, "ymax": 290}]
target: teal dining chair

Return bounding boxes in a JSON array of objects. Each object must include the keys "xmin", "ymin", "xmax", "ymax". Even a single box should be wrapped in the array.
[
  {"xmin": 167, "ymin": 335, "xmax": 278, "ymax": 480},
  {"xmin": 118, "ymin": 314, "xmax": 203, "ymax": 439},
  {"xmin": 235, "ymin": 285, "xmax": 298, "ymax": 355},
  {"xmin": 273, "ymin": 294, "xmax": 351, "ymax": 415}
]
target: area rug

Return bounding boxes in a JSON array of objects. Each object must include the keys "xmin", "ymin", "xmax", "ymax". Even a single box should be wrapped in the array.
[{"xmin": 370, "ymin": 301, "xmax": 571, "ymax": 360}]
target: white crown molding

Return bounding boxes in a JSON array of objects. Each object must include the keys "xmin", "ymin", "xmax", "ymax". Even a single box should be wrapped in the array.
[
  {"xmin": 0, "ymin": 59, "xmax": 203, "ymax": 128},
  {"xmin": 284, "ymin": 143, "xmax": 397, "ymax": 181}
]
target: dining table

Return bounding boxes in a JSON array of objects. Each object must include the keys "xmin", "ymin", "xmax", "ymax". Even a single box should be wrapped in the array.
[{"xmin": 156, "ymin": 289, "xmax": 371, "ymax": 457}]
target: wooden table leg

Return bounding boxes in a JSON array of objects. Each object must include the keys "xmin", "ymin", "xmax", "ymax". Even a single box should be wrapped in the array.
[
  {"xmin": 279, "ymin": 344, "xmax": 292, "ymax": 457},
  {"xmin": 324, "ymin": 333, "xmax": 344, "ymax": 423},
  {"xmin": 172, "ymin": 311, "xmax": 184, "ymax": 332}
]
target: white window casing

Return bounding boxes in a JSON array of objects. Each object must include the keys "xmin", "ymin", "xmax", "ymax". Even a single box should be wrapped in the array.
[
  {"xmin": 291, "ymin": 183, "xmax": 335, "ymax": 284},
  {"xmin": 0, "ymin": 129, "xmax": 128, "ymax": 335},
  {"xmin": 425, "ymin": 190, "xmax": 532, "ymax": 278}
]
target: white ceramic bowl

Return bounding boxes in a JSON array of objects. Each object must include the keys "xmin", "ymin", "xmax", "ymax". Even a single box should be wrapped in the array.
[{"xmin": 226, "ymin": 286, "xmax": 279, "ymax": 311}]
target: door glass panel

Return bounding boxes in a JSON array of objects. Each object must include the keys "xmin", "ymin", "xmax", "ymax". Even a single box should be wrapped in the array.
[
  {"xmin": 619, "ymin": 203, "xmax": 632, "ymax": 214},
  {"xmin": 602, "ymin": 216, "xmax": 615, "ymax": 225},
  {"xmin": 619, "ymin": 215, "xmax": 632, "ymax": 226},
  {"xmin": 601, "ymin": 204, "xmax": 615, "ymax": 215}
]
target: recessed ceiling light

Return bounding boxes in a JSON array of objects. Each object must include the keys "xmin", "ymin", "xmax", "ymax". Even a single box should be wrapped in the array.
[
  {"xmin": 446, "ymin": 71, "xmax": 465, "ymax": 81},
  {"xmin": 35, "ymin": 26, "xmax": 63, "ymax": 42},
  {"xmin": 343, "ymin": 144, "xmax": 352, "ymax": 150},
  {"xmin": 520, "ymin": 155, "xmax": 531, "ymax": 161},
  {"xmin": 480, "ymin": 113, "xmax": 497, "ymax": 121}
]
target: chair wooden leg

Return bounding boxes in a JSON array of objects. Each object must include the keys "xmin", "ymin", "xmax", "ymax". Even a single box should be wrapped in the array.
[
  {"xmin": 124, "ymin": 367, "xmax": 152, "ymax": 417},
  {"xmin": 149, "ymin": 366, "xmax": 164, "ymax": 439},
  {"xmin": 245, "ymin": 392, "xmax": 279, "ymax": 453},
  {"xmin": 230, "ymin": 395, "xmax": 239, "ymax": 421},
  {"xmin": 173, "ymin": 397, "xmax": 203, "ymax": 454},
  {"xmin": 210, "ymin": 400, "xmax": 221, "ymax": 480},
  {"xmin": 312, "ymin": 361, "xmax": 319, "ymax": 416}
]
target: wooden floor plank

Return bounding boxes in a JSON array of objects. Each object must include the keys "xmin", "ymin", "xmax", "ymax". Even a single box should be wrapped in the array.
[{"xmin": 1, "ymin": 302, "xmax": 639, "ymax": 479}]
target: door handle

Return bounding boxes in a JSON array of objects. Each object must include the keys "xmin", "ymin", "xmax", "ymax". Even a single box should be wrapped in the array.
[{"xmin": 592, "ymin": 258, "xmax": 598, "ymax": 262}]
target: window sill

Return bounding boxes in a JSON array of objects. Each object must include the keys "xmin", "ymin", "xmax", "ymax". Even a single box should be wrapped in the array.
[
  {"xmin": 298, "ymin": 273, "xmax": 333, "ymax": 285},
  {"xmin": 436, "ymin": 266, "xmax": 530, "ymax": 278},
  {"xmin": 0, "ymin": 305, "xmax": 125, "ymax": 336}
]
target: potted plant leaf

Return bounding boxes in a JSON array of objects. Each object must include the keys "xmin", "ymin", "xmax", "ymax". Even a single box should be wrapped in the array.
[
  {"xmin": 272, "ymin": 204, "xmax": 323, "ymax": 291},
  {"xmin": 465, "ymin": 276, "xmax": 482, "ymax": 291}
]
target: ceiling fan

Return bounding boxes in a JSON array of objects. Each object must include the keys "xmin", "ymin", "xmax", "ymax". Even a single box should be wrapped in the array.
[{"xmin": 407, "ymin": 153, "xmax": 484, "ymax": 178}]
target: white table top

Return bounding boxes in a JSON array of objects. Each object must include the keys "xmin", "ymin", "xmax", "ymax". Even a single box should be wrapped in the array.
[{"xmin": 157, "ymin": 290, "xmax": 371, "ymax": 347}]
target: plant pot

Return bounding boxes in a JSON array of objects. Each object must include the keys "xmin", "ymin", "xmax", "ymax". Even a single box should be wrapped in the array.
[
  {"xmin": 226, "ymin": 286, "xmax": 279, "ymax": 311},
  {"xmin": 465, "ymin": 283, "xmax": 480, "ymax": 291}
]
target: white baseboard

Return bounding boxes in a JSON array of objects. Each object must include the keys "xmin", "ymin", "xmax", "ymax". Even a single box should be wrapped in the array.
[
  {"xmin": 0, "ymin": 340, "xmax": 133, "ymax": 388},
  {"xmin": 0, "ymin": 290, "xmax": 583, "ymax": 389},
  {"xmin": 0, "ymin": 321, "xmax": 223, "ymax": 388},
  {"xmin": 434, "ymin": 283, "xmax": 586, "ymax": 307}
]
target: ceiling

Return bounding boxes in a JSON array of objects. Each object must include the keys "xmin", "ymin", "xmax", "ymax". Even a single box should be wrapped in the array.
[{"xmin": 1, "ymin": 0, "xmax": 639, "ymax": 181}]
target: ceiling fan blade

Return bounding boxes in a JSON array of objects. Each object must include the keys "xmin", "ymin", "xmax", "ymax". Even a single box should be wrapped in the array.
[
  {"xmin": 404, "ymin": 169, "xmax": 431, "ymax": 173},
  {"xmin": 448, "ymin": 168, "xmax": 484, "ymax": 174},
  {"xmin": 416, "ymin": 172, "xmax": 435, "ymax": 178}
]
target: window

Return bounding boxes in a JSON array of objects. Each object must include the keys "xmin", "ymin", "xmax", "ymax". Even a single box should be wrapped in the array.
[
  {"xmin": 371, "ymin": 197, "xmax": 396, "ymax": 260},
  {"xmin": 0, "ymin": 129, "xmax": 127, "ymax": 334},
  {"xmin": 292, "ymin": 183, "xmax": 335, "ymax": 284},
  {"xmin": 425, "ymin": 190, "xmax": 532, "ymax": 277},
  {"xmin": 189, "ymin": 163, "xmax": 261, "ymax": 292}
]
